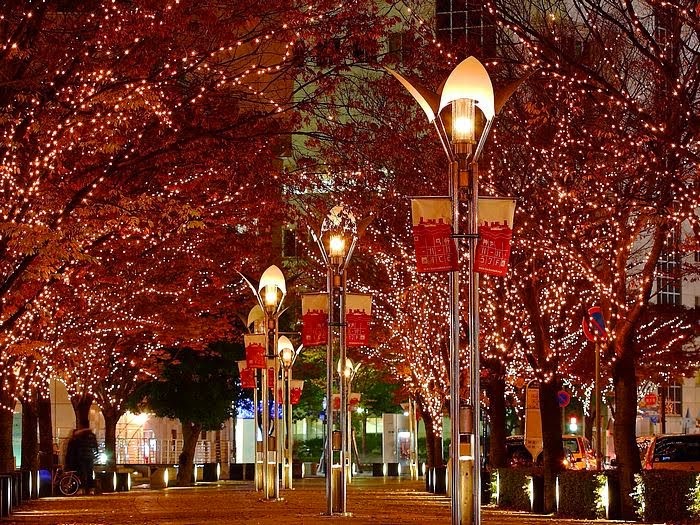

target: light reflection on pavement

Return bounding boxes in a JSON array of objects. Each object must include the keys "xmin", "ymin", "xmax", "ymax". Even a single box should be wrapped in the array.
[{"xmin": 6, "ymin": 477, "xmax": 641, "ymax": 525}]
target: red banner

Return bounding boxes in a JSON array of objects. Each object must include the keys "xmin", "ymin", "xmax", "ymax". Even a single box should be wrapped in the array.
[
  {"xmin": 349, "ymin": 393, "xmax": 361, "ymax": 410},
  {"xmin": 237, "ymin": 361, "xmax": 256, "ymax": 389},
  {"xmin": 476, "ymin": 197, "xmax": 516, "ymax": 277},
  {"xmin": 411, "ymin": 198, "xmax": 458, "ymax": 273},
  {"xmin": 331, "ymin": 392, "xmax": 361, "ymax": 411},
  {"xmin": 290, "ymin": 380, "xmax": 304, "ymax": 405},
  {"xmin": 244, "ymin": 334, "xmax": 266, "ymax": 369},
  {"xmin": 346, "ymin": 294, "xmax": 372, "ymax": 348},
  {"xmin": 302, "ymin": 294, "xmax": 329, "ymax": 346}
]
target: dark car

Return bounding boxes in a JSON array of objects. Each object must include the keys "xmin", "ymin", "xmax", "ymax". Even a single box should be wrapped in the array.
[
  {"xmin": 505, "ymin": 435, "xmax": 541, "ymax": 467},
  {"xmin": 644, "ymin": 434, "xmax": 700, "ymax": 471},
  {"xmin": 505, "ymin": 435, "xmax": 581, "ymax": 468}
]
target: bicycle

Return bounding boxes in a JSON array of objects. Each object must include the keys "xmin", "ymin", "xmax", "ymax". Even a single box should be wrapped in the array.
[{"xmin": 52, "ymin": 467, "xmax": 81, "ymax": 496}]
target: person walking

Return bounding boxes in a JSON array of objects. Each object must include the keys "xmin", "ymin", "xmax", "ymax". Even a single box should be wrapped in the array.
[{"xmin": 66, "ymin": 428, "xmax": 99, "ymax": 494}]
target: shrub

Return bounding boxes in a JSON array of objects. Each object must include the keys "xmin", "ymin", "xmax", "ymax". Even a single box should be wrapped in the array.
[
  {"xmin": 632, "ymin": 471, "xmax": 700, "ymax": 523},
  {"xmin": 295, "ymin": 437, "xmax": 324, "ymax": 462},
  {"xmin": 495, "ymin": 468, "xmax": 538, "ymax": 511},
  {"xmin": 556, "ymin": 470, "xmax": 607, "ymax": 519}
]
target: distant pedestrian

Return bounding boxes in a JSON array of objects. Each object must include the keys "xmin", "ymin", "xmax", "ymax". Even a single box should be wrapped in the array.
[{"xmin": 65, "ymin": 428, "xmax": 98, "ymax": 494}]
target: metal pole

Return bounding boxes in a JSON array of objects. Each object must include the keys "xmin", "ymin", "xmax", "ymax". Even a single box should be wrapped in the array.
[
  {"xmin": 273, "ymin": 318, "xmax": 281, "ymax": 499},
  {"xmin": 347, "ymin": 376, "xmax": 353, "ymax": 483},
  {"xmin": 286, "ymin": 364, "xmax": 294, "ymax": 488},
  {"xmin": 339, "ymin": 270, "xmax": 348, "ymax": 514},
  {"xmin": 449, "ymin": 159, "xmax": 461, "ymax": 525},
  {"xmin": 279, "ymin": 364, "xmax": 287, "ymax": 490},
  {"xmin": 325, "ymin": 266, "xmax": 334, "ymax": 515},
  {"xmin": 595, "ymin": 343, "xmax": 602, "ymax": 470},
  {"xmin": 254, "ymin": 368, "xmax": 261, "ymax": 491},
  {"xmin": 469, "ymin": 160, "xmax": 481, "ymax": 525},
  {"xmin": 262, "ymin": 344, "xmax": 270, "ymax": 499}
]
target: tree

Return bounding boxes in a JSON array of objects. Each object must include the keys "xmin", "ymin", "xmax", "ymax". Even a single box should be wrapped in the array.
[
  {"xmin": 0, "ymin": 0, "xmax": 396, "ymax": 472},
  {"xmin": 129, "ymin": 345, "xmax": 240, "ymax": 486},
  {"xmin": 486, "ymin": 1, "xmax": 699, "ymax": 514}
]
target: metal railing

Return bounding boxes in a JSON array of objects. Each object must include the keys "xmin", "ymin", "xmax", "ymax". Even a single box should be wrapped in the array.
[{"xmin": 115, "ymin": 438, "xmax": 232, "ymax": 465}]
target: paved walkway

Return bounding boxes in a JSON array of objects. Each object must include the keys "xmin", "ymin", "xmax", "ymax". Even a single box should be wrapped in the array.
[{"xmin": 7, "ymin": 478, "xmax": 640, "ymax": 524}]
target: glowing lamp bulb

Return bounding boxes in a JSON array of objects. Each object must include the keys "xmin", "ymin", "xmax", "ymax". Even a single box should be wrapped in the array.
[
  {"xmin": 329, "ymin": 234, "xmax": 346, "ymax": 258},
  {"xmin": 452, "ymin": 98, "xmax": 475, "ymax": 145},
  {"xmin": 281, "ymin": 347, "xmax": 293, "ymax": 367},
  {"xmin": 264, "ymin": 285, "xmax": 278, "ymax": 308}
]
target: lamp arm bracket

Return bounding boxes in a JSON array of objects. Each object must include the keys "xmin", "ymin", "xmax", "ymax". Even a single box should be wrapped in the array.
[
  {"xmin": 307, "ymin": 225, "xmax": 330, "ymax": 265},
  {"xmin": 239, "ymin": 272, "xmax": 265, "ymax": 311},
  {"xmin": 341, "ymin": 238, "xmax": 358, "ymax": 273}
]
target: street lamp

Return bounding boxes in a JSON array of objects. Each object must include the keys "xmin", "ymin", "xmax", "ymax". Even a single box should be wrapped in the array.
[
  {"xmin": 338, "ymin": 358, "xmax": 361, "ymax": 481},
  {"xmin": 278, "ymin": 335, "xmax": 301, "ymax": 489},
  {"xmin": 389, "ymin": 57, "xmax": 496, "ymax": 525},
  {"xmin": 243, "ymin": 265, "xmax": 286, "ymax": 500},
  {"xmin": 247, "ymin": 305, "xmax": 265, "ymax": 492},
  {"xmin": 311, "ymin": 205, "xmax": 358, "ymax": 516}
]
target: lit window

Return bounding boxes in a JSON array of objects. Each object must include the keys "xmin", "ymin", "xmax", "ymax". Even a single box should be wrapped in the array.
[{"xmin": 658, "ymin": 384, "xmax": 682, "ymax": 416}]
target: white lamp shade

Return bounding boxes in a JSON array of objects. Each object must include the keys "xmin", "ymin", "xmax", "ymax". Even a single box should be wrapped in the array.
[
  {"xmin": 386, "ymin": 67, "xmax": 437, "ymax": 123},
  {"xmin": 439, "ymin": 56, "xmax": 495, "ymax": 121},
  {"xmin": 247, "ymin": 305, "xmax": 264, "ymax": 328},
  {"xmin": 337, "ymin": 358, "xmax": 353, "ymax": 377},
  {"xmin": 258, "ymin": 265, "xmax": 286, "ymax": 295},
  {"xmin": 278, "ymin": 335, "xmax": 294, "ymax": 365}
]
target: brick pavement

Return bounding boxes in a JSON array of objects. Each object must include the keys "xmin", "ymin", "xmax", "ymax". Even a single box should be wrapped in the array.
[{"xmin": 6, "ymin": 477, "xmax": 641, "ymax": 524}]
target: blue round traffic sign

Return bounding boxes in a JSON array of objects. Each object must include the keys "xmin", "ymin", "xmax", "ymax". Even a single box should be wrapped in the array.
[
  {"xmin": 557, "ymin": 390, "xmax": 571, "ymax": 408},
  {"xmin": 582, "ymin": 306, "xmax": 607, "ymax": 342}
]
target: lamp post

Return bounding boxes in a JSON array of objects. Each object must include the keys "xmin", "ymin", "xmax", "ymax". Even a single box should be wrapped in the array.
[
  {"xmin": 389, "ymin": 58, "xmax": 497, "ymax": 525},
  {"xmin": 311, "ymin": 205, "xmax": 358, "ymax": 516},
  {"xmin": 247, "ymin": 305, "xmax": 266, "ymax": 492},
  {"xmin": 338, "ymin": 358, "xmax": 361, "ymax": 482},
  {"xmin": 244, "ymin": 265, "xmax": 286, "ymax": 500},
  {"xmin": 278, "ymin": 335, "xmax": 301, "ymax": 489}
]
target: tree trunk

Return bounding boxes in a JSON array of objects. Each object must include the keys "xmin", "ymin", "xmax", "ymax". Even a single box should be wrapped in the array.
[
  {"xmin": 422, "ymin": 411, "xmax": 443, "ymax": 469},
  {"xmin": 21, "ymin": 397, "xmax": 39, "ymax": 471},
  {"xmin": 70, "ymin": 393, "xmax": 94, "ymax": 429},
  {"xmin": 487, "ymin": 377, "xmax": 507, "ymax": 468},
  {"xmin": 38, "ymin": 395, "xmax": 54, "ymax": 470},
  {"xmin": 102, "ymin": 406, "xmax": 121, "ymax": 472},
  {"xmin": 540, "ymin": 380, "xmax": 564, "ymax": 514},
  {"xmin": 177, "ymin": 421, "xmax": 202, "ymax": 486},
  {"xmin": 613, "ymin": 349, "xmax": 641, "ymax": 520}
]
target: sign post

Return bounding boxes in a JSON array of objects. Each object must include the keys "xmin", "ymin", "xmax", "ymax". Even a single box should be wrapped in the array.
[
  {"xmin": 582, "ymin": 306, "xmax": 607, "ymax": 470},
  {"xmin": 524, "ymin": 381, "xmax": 543, "ymax": 462}
]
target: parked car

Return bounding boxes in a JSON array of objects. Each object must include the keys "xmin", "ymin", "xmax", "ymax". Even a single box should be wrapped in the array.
[
  {"xmin": 636, "ymin": 435, "xmax": 654, "ymax": 462},
  {"xmin": 505, "ymin": 434, "xmax": 589, "ymax": 469},
  {"xmin": 562, "ymin": 435, "xmax": 595, "ymax": 470},
  {"xmin": 643, "ymin": 434, "xmax": 700, "ymax": 471},
  {"xmin": 505, "ymin": 435, "xmax": 540, "ymax": 467}
]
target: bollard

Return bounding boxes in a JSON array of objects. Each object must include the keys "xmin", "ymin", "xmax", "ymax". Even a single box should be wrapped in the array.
[
  {"xmin": 115, "ymin": 472, "xmax": 131, "ymax": 492},
  {"xmin": 460, "ymin": 457, "xmax": 473, "ymax": 525},
  {"xmin": 0, "ymin": 474, "xmax": 12, "ymax": 517},
  {"xmin": 386, "ymin": 463, "xmax": 400, "ymax": 477},
  {"xmin": 202, "ymin": 463, "xmax": 219, "ymax": 482},
  {"xmin": 38, "ymin": 469, "xmax": 52, "ymax": 498},
  {"xmin": 434, "ymin": 465, "xmax": 447, "ymax": 494},
  {"xmin": 331, "ymin": 465, "xmax": 342, "ymax": 513},
  {"xmin": 149, "ymin": 467, "xmax": 168, "ymax": 489}
]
